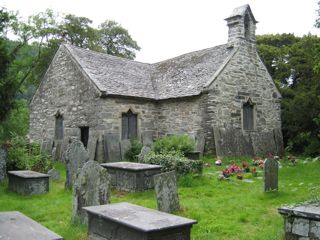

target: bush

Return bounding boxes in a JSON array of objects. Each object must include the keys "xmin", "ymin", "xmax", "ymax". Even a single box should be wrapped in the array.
[
  {"xmin": 153, "ymin": 135, "xmax": 195, "ymax": 156},
  {"xmin": 124, "ymin": 138, "xmax": 143, "ymax": 162},
  {"xmin": 6, "ymin": 134, "xmax": 52, "ymax": 173},
  {"xmin": 141, "ymin": 151, "xmax": 203, "ymax": 176}
]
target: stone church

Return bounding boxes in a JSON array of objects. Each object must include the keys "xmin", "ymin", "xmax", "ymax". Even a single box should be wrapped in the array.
[{"xmin": 29, "ymin": 5, "xmax": 283, "ymax": 161}]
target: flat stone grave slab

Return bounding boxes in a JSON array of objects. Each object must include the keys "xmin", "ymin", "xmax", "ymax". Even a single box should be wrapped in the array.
[
  {"xmin": 101, "ymin": 162, "xmax": 161, "ymax": 192},
  {"xmin": 84, "ymin": 202, "xmax": 197, "ymax": 240},
  {"xmin": 278, "ymin": 203, "xmax": 320, "ymax": 239},
  {"xmin": 8, "ymin": 170, "xmax": 49, "ymax": 195},
  {"xmin": 0, "ymin": 211, "xmax": 63, "ymax": 240}
]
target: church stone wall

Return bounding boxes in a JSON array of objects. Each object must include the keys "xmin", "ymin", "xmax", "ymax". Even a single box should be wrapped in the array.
[
  {"xmin": 206, "ymin": 43, "xmax": 283, "ymax": 156},
  {"xmin": 29, "ymin": 46, "xmax": 102, "ymax": 159}
]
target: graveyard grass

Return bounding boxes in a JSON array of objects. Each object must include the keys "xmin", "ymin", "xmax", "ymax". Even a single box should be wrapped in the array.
[{"xmin": 1, "ymin": 158, "xmax": 320, "ymax": 239}]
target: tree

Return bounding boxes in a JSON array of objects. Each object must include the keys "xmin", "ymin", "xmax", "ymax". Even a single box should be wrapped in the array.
[
  {"xmin": 257, "ymin": 34, "xmax": 320, "ymax": 156},
  {"xmin": 98, "ymin": 20, "xmax": 140, "ymax": 59}
]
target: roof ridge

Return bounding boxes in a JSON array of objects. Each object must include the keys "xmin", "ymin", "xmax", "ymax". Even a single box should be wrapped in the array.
[{"xmin": 63, "ymin": 43, "xmax": 152, "ymax": 66}]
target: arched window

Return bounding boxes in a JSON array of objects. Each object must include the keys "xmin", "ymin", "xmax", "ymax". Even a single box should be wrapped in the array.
[
  {"xmin": 122, "ymin": 109, "xmax": 137, "ymax": 139},
  {"xmin": 243, "ymin": 100, "xmax": 254, "ymax": 130}
]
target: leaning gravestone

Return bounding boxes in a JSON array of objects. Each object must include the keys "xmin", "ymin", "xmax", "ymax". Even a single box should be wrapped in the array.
[
  {"xmin": 154, "ymin": 171, "xmax": 180, "ymax": 213},
  {"xmin": 47, "ymin": 169, "xmax": 60, "ymax": 181},
  {"xmin": 138, "ymin": 146, "xmax": 152, "ymax": 162},
  {"xmin": 72, "ymin": 161, "xmax": 111, "ymax": 224},
  {"xmin": 264, "ymin": 158, "xmax": 278, "ymax": 192},
  {"xmin": 103, "ymin": 133, "xmax": 121, "ymax": 162},
  {"xmin": 0, "ymin": 145, "xmax": 7, "ymax": 182},
  {"xmin": 65, "ymin": 139, "xmax": 89, "ymax": 189}
]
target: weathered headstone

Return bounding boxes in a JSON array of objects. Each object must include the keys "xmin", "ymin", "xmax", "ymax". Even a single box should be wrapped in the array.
[
  {"xmin": 72, "ymin": 161, "xmax": 111, "ymax": 224},
  {"xmin": 138, "ymin": 146, "xmax": 152, "ymax": 162},
  {"xmin": 120, "ymin": 139, "xmax": 131, "ymax": 161},
  {"xmin": 154, "ymin": 171, "xmax": 180, "ymax": 213},
  {"xmin": 65, "ymin": 139, "xmax": 89, "ymax": 189},
  {"xmin": 264, "ymin": 158, "xmax": 278, "ymax": 192},
  {"xmin": 0, "ymin": 145, "xmax": 7, "ymax": 182},
  {"xmin": 103, "ymin": 133, "xmax": 121, "ymax": 162},
  {"xmin": 94, "ymin": 136, "xmax": 105, "ymax": 163},
  {"xmin": 47, "ymin": 169, "xmax": 60, "ymax": 181}
]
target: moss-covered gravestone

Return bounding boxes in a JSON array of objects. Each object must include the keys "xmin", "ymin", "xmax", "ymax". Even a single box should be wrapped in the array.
[
  {"xmin": 72, "ymin": 161, "xmax": 111, "ymax": 224},
  {"xmin": 65, "ymin": 139, "xmax": 89, "ymax": 189},
  {"xmin": 154, "ymin": 171, "xmax": 180, "ymax": 213},
  {"xmin": 264, "ymin": 158, "xmax": 278, "ymax": 192}
]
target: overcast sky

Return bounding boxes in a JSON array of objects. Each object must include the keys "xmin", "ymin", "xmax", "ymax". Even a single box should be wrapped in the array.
[{"xmin": 2, "ymin": 0, "xmax": 320, "ymax": 63}]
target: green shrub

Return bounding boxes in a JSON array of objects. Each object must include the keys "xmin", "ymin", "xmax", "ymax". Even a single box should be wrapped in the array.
[
  {"xmin": 124, "ymin": 138, "xmax": 143, "ymax": 162},
  {"xmin": 6, "ymin": 134, "xmax": 52, "ymax": 173},
  {"xmin": 141, "ymin": 151, "xmax": 203, "ymax": 175},
  {"xmin": 153, "ymin": 135, "xmax": 195, "ymax": 156}
]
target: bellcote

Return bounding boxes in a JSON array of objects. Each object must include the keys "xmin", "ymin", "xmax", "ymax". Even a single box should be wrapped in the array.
[{"xmin": 225, "ymin": 5, "xmax": 258, "ymax": 47}]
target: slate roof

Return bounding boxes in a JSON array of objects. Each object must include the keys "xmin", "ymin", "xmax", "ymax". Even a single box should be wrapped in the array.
[{"xmin": 64, "ymin": 43, "xmax": 234, "ymax": 100}]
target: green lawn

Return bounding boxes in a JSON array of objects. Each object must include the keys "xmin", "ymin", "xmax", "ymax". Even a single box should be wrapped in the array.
[{"xmin": 0, "ymin": 157, "xmax": 319, "ymax": 240}]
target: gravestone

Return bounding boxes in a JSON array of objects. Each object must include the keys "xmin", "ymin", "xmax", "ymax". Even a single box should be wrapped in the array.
[
  {"xmin": 137, "ymin": 146, "xmax": 151, "ymax": 162},
  {"xmin": 47, "ymin": 169, "xmax": 60, "ymax": 181},
  {"xmin": 120, "ymin": 139, "xmax": 131, "ymax": 161},
  {"xmin": 142, "ymin": 131, "xmax": 154, "ymax": 146},
  {"xmin": 0, "ymin": 145, "xmax": 7, "ymax": 182},
  {"xmin": 264, "ymin": 158, "xmax": 278, "ymax": 192},
  {"xmin": 195, "ymin": 131, "xmax": 205, "ymax": 156},
  {"xmin": 72, "ymin": 161, "xmax": 111, "ymax": 224},
  {"xmin": 154, "ymin": 171, "xmax": 180, "ymax": 213},
  {"xmin": 103, "ymin": 133, "xmax": 121, "ymax": 162},
  {"xmin": 65, "ymin": 139, "xmax": 89, "ymax": 189}
]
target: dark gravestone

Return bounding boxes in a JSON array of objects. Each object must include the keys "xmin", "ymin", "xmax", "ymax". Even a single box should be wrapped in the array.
[
  {"xmin": 84, "ymin": 202, "xmax": 197, "ymax": 240},
  {"xmin": 65, "ymin": 139, "xmax": 89, "ymax": 189},
  {"xmin": 103, "ymin": 133, "xmax": 121, "ymax": 162},
  {"xmin": 273, "ymin": 128, "xmax": 284, "ymax": 156},
  {"xmin": 47, "ymin": 169, "xmax": 60, "ymax": 181},
  {"xmin": 154, "ymin": 171, "xmax": 180, "ymax": 213},
  {"xmin": 72, "ymin": 161, "xmax": 111, "ymax": 224},
  {"xmin": 264, "ymin": 158, "xmax": 278, "ymax": 192},
  {"xmin": 8, "ymin": 171, "xmax": 49, "ymax": 195},
  {"xmin": 195, "ymin": 131, "xmax": 205, "ymax": 156},
  {"xmin": 119, "ymin": 139, "xmax": 131, "ymax": 161},
  {"xmin": 95, "ymin": 136, "xmax": 105, "ymax": 163},
  {"xmin": 213, "ymin": 127, "xmax": 253, "ymax": 156},
  {"xmin": 101, "ymin": 162, "xmax": 161, "ymax": 192},
  {"xmin": 0, "ymin": 211, "xmax": 63, "ymax": 240},
  {"xmin": 0, "ymin": 145, "xmax": 7, "ymax": 181},
  {"xmin": 87, "ymin": 135, "xmax": 97, "ymax": 161}
]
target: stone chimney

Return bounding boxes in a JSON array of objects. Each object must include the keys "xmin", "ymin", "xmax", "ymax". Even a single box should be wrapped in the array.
[{"xmin": 225, "ymin": 5, "xmax": 258, "ymax": 47}]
